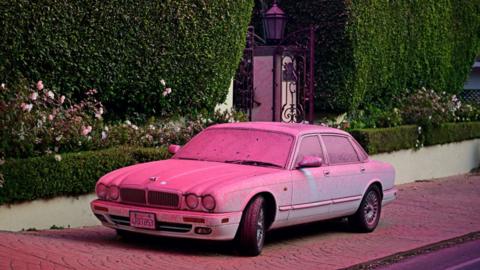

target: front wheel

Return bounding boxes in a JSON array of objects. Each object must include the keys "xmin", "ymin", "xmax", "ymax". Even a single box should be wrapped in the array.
[
  {"xmin": 236, "ymin": 196, "xmax": 266, "ymax": 256},
  {"xmin": 349, "ymin": 186, "xmax": 382, "ymax": 232}
]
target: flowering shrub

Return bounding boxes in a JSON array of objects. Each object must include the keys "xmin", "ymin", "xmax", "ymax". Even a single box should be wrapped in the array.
[
  {"xmin": 0, "ymin": 80, "xmax": 246, "ymax": 161},
  {"xmin": 340, "ymin": 87, "xmax": 480, "ymax": 130},
  {"xmin": 399, "ymin": 88, "xmax": 464, "ymax": 127},
  {"xmin": 0, "ymin": 80, "xmax": 104, "ymax": 160}
]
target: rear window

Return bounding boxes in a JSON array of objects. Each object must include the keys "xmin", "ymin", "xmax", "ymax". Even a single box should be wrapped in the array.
[{"xmin": 322, "ymin": 135, "xmax": 360, "ymax": 164}]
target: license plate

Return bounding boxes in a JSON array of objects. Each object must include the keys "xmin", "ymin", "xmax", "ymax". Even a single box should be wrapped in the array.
[{"xmin": 129, "ymin": 211, "xmax": 156, "ymax": 230}]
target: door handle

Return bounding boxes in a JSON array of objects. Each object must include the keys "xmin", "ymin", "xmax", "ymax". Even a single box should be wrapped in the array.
[
  {"xmin": 360, "ymin": 167, "xmax": 366, "ymax": 173},
  {"xmin": 323, "ymin": 170, "xmax": 330, "ymax": 176}
]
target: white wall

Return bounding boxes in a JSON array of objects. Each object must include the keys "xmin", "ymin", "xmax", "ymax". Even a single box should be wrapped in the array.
[
  {"xmin": 1, "ymin": 139, "xmax": 479, "ymax": 231},
  {"xmin": 215, "ymin": 79, "xmax": 234, "ymax": 112},
  {"xmin": 371, "ymin": 139, "xmax": 480, "ymax": 184},
  {"xmin": 0, "ymin": 193, "xmax": 99, "ymax": 231}
]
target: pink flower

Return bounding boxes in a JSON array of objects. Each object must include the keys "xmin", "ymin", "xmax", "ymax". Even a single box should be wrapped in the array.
[
  {"xmin": 160, "ymin": 79, "xmax": 166, "ymax": 86},
  {"xmin": 20, "ymin": 103, "xmax": 33, "ymax": 112},
  {"xmin": 162, "ymin": 90, "xmax": 168, "ymax": 97},
  {"xmin": 95, "ymin": 107, "xmax": 104, "ymax": 119},
  {"xmin": 29, "ymin": 92, "xmax": 38, "ymax": 101},
  {"xmin": 1, "ymin": 83, "xmax": 5, "ymax": 90},
  {"xmin": 59, "ymin": 95, "xmax": 65, "ymax": 104},
  {"xmin": 46, "ymin": 90, "xmax": 54, "ymax": 99},
  {"xmin": 166, "ymin": 87, "xmax": 172, "ymax": 94},
  {"xmin": 36, "ymin": 81, "xmax": 44, "ymax": 91},
  {"xmin": 81, "ymin": 125, "xmax": 92, "ymax": 136},
  {"xmin": 48, "ymin": 114, "xmax": 54, "ymax": 121}
]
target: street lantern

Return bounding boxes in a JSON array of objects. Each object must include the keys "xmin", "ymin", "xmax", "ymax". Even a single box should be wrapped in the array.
[{"xmin": 262, "ymin": 1, "xmax": 287, "ymax": 44}]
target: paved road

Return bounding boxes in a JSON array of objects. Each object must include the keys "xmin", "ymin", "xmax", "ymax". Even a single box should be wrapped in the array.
[
  {"xmin": 379, "ymin": 239, "xmax": 480, "ymax": 270},
  {"xmin": 1, "ymin": 174, "xmax": 480, "ymax": 270}
]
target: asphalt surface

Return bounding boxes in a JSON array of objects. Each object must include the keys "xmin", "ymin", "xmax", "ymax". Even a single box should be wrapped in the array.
[
  {"xmin": 1, "ymin": 173, "xmax": 479, "ymax": 270},
  {"xmin": 378, "ymin": 239, "xmax": 480, "ymax": 270}
]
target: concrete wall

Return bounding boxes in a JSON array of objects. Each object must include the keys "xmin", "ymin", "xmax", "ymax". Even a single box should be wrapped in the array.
[
  {"xmin": 1, "ymin": 139, "xmax": 479, "ymax": 231},
  {"xmin": 0, "ymin": 193, "xmax": 99, "ymax": 231},
  {"xmin": 215, "ymin": 79, "xmax": 234, "ymax": 112},
  {"xmin": 371, "ymin": 139, "xmax": 480, "ymax": 184}
]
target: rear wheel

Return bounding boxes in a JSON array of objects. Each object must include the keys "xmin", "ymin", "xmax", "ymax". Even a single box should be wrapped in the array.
[
  {"xmin": 349, "ymin": 186, "xmax": 382, "ymax": 232},
  {"xmin": 237, "ymin": 196, "xmax": 266, "ymax": 256}
]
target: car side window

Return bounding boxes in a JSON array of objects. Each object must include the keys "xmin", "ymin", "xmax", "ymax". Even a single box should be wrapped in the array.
[
  {"xmin": 322, "ymin": 135, "xmax": 360, "ymax": 164},
  {"xmin": 295, "ymin": 135, "xmax": 324, "ymax": 165},
  {"xmin": 350, "ymin": 137, "xmax": 368, "ymax": 161}
]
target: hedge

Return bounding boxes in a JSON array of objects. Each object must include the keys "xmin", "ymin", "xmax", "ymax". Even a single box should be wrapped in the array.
[
  {"xmin": 0, "ymin": 0, "xmax": 254, "ymax": 119},
  {"xmin": 350, "ymin": 125, "xmax": 418, "ymax": 155},
  {"xmin": 260, "ymin": 0, "xmax": 480, "ymax": 112},
  {"xmin": 351, "ymin": 122, "xmax": 480, "ymax": 155},
  {"xmin": 0, "ymin": 147, "xmax": 170, "ymax": 205},
  {"xmin": 424, "ymin": 122, "xmax": 480, "ymax": 146}
]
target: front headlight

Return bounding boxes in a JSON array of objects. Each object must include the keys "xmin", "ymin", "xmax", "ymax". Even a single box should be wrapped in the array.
[
  {"xmin": 108, "ymin": 185, "xmax": 120, "ymax": 200},
  {"xmin": 201, "ymin": 195, "xmax": 216, "ymax": 211},
  {"xmin": 96, "ymin": 183, "xmax": 108, "ymax": 200},
  {"xmin": 185, "ymin": 193, "xmax": 199, "ymax": 209}
]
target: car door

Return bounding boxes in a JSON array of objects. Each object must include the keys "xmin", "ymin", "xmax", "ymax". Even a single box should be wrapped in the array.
[
  {"xmin": 321, "ymin": 135, "xmax": 365, "ymax": 217},
  {"xmin": 288, "ymin": 134, "xmax": 335, "ymax": 223}
]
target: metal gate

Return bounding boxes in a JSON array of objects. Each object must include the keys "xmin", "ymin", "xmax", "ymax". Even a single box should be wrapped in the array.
[{"xmin": 233, "ymin": 26, "xmax": 315, "ymax": 123}]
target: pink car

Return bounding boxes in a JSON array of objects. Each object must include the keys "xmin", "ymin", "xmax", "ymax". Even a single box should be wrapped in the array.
[{"xmin": 91, "ymin": 122, "xmax": 396, "ymax": 256}]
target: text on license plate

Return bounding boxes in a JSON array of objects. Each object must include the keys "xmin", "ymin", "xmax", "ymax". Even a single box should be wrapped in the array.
[{"xmin": 130, "ymin": 211, "xmax": 156, "ymax": 229}]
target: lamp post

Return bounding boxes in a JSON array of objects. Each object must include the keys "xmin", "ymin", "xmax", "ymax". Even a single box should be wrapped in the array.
[{"xmin": 262, "ymin": 0, "xmax": 287, "ymax": 44}]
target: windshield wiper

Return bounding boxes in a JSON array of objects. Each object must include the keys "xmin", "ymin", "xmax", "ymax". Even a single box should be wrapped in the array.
[
  {"xmin": 225, "ymin": 159, "xmax": 282, "ymax": 168},
  {"xmin": 176, "ymin": 157, "xmax": 204, "ymax": 161}
]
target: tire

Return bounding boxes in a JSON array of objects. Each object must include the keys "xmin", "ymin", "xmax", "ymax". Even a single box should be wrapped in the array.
[
  {"xmin": 349, "ymin": 186, "xmax": 382, "ymax": 232},
  {"xmin": 236, "ymin": 196, "xmax": 266, "ymax": 256}
]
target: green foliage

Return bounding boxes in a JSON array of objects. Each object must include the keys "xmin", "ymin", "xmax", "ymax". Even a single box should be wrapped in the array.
[
  {"xmin": 351, "ymin": 122, "xmax": 480, "ymax": 155},
  {"xmin": 424, "ymin": 122, "xmax": 480, "ymax": 146},
  {"xmin": 0, "ymin": 147, "xmax": 170, "ymax": 205},
  {"xmin": 350, "ymin": 125, "xmax": 418, "ymax": 155},
  {"xmin": 0, "ymin": 0, "xmax": 254, "ymax": 119},
  {"xmin": 261, "ymin": 0, "xmax": 480, "ymax": 112}
]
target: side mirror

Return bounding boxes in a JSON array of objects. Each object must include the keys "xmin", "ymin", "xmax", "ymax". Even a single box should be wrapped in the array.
[
  {"xmin": 168, "ymin": 144, "xmax": 181, "ymax": 155},
  {"xmin": 297, "ymin": 156, "xmax": 322, "ymax": 168}
]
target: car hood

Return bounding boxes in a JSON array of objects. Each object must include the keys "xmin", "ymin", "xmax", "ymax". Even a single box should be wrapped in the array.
[{"xmin": 99, "ymin": 159, "xmax": 281, "ymax": 193}]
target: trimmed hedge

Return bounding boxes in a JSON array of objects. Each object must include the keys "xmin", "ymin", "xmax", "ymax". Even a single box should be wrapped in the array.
[
  {"xmin": 264, "ymin": 0, "xmax": 480, "ymax": 112},
  {"xmin": 0, "ymin": 1, "xmax": 254, "ymax": 119},
  {"xmin": 351, "ymin": 122, "xmax": 480, "ymax": 155},
  {"xmin": 350, "ymin": 125, "xmax": 418, "ymax": 155},
  {"xmin": 0, "ymin": 147, "xmax": 170, "ymax": 205},
  {"xmin": 424, "ymin": 122, "xmax": 480, "ymax": 146}
]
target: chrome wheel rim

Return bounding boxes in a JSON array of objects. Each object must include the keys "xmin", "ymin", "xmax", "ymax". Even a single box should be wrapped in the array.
[
  {"xmin": 364, "ymin": 191, "xmax": 379, "ymax": 226},
  {"xmin": 256, "ymin": 208, "xmax": 265, "ymax": 248}
]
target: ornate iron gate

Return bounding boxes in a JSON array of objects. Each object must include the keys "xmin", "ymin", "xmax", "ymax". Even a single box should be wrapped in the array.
[{"xmin": 233, "ymin": 26, "xmax": 315, "ymax": 123}]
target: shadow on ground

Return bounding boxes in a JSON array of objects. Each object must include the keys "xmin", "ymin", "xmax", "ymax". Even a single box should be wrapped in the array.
[{"xmin": 28, "ymin": 218, "xmax": 356, "ymax": 257}]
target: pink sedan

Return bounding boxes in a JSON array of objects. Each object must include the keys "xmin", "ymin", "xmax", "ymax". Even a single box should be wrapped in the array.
[{"xmin": 91, "ymin": 122, "xmax": 397, "ymax": 256}]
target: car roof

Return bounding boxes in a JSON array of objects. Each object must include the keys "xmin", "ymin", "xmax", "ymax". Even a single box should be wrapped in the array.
[{"xmin": 207, "ymin": 122, "xmax": 350, "ymax": 137}]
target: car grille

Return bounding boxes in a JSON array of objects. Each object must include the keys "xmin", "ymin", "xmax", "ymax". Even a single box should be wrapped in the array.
[
  {"xmin": 120, "ymin": 188, "xmax": 146, "ymax": 204},
  {"xmin": 148, "ymin": 191, "xmax": 179, "ymax": 208},
  {"xmin": 120, "ymin": 188, "xmax": 179, "ymax": 209}
]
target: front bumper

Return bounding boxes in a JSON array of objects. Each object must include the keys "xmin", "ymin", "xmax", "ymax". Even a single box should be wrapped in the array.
[{"xmin": 90, "ymin": 199, "xmax": 242, "ymax": 240}]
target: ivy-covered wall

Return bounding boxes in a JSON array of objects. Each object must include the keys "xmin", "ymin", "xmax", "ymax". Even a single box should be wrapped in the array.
[
  {"xmin": 257, "ymin": 0, "xmax": 480, "ymax": 112},
  {"xmin": 0, "ymin": 0, "xmax": 254, "ymax": 119}
]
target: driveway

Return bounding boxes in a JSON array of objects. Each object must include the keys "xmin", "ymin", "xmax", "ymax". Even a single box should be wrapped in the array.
[{"xmin": 1, "ymin": 173, "xmax": 480, "ymax": 270}]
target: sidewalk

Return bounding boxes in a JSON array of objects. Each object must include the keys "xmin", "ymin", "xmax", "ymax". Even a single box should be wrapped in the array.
[{"xmin": 1, "ymin": 173, "xmax": 479, "ymax": 270}]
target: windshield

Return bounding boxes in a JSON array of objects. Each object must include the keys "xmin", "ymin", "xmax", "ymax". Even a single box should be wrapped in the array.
[{"xmin": 174, "ymin": 128, "xmax": 294, "ymax": 168}]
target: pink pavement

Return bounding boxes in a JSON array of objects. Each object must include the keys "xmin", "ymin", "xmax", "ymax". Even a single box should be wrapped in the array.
[{"xmin": 1, "ymin": 173, "xmax": 479, "ymax": 270}]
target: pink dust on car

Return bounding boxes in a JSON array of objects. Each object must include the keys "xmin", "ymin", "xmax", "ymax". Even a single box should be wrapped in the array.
[{"xmin": 91, "ymin": 122, "xmax": 397, "ymax": 256}]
